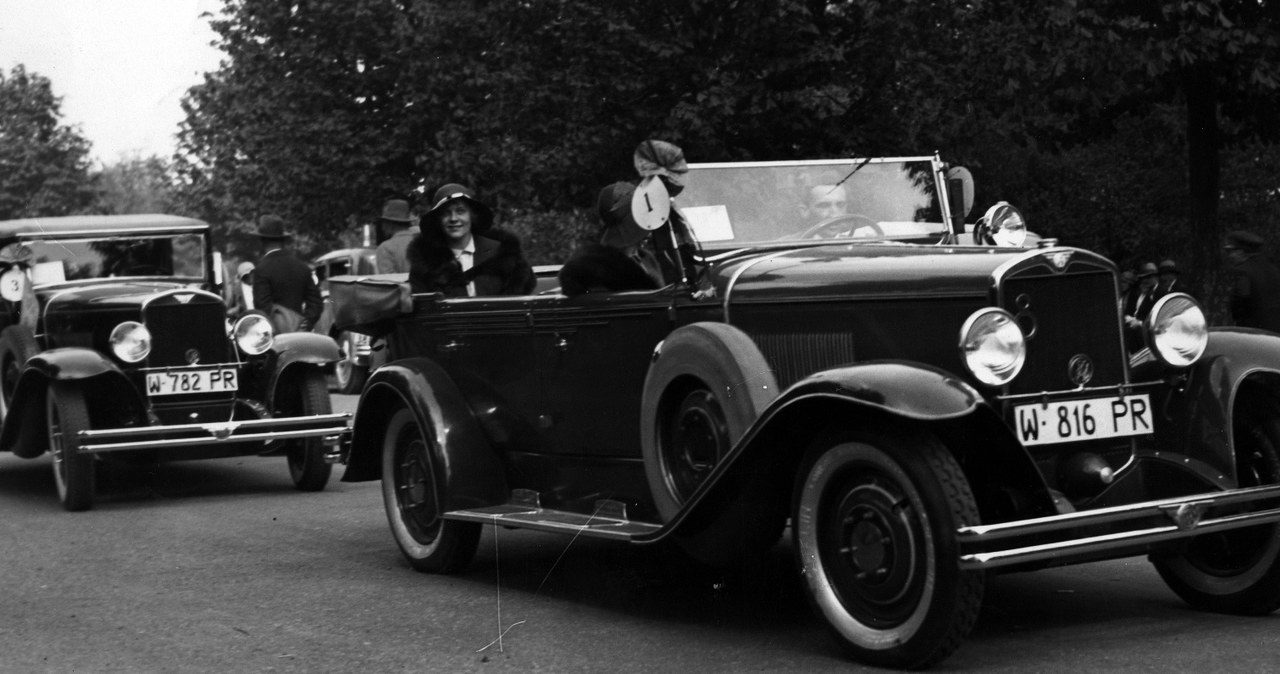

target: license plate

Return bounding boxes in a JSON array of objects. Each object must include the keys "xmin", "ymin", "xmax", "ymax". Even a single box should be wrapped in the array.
[
  {"xmin": 1014, "ymin": 394, "xmax": 1152, "ymax": 446},
  {"xmin": 145, "ymin": 368, "xmax": 238, "ymax": 396}
]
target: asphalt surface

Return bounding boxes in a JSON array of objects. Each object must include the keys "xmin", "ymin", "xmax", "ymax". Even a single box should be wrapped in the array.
[{"xmin": 1, "ymin": 394, "xmax": 1277, "ymax": 672}]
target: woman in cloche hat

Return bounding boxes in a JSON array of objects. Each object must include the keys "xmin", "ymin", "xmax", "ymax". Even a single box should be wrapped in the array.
[{"xmin": 405, "ymin": 183, "xmax": 535, "ymax": 297}]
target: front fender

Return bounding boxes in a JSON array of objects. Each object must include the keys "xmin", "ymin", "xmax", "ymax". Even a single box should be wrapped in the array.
[
  {"xmin": 265, "ymin": 332, "xmax": 341, "ymax": 405},
  {"xmin": 1141, "ymin": 327, "xmax": 1280, "ymax": 484},
  {"xmin": 341, "ymin": 357, "xmax": 506, "ymax": 511},
  {"xmin": 0, "ymin": 349, "xmax": 138, "ymax": 458},
  {"xmin": 659, "ymin": 361, "xmax": 1052, "ymax": 564}
]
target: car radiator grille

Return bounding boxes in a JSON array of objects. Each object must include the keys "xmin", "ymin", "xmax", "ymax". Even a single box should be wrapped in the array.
[
  {"xmin": 1001, "ymin": 270, "xmax": 1126, "ymax": 395},
  {"xmin": 144, "ymin": 302, "xmax": 231, "ymax": 367}
]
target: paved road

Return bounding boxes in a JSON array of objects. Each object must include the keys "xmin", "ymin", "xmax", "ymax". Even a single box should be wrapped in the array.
[{"xmin": 1, "ymin": 394, "xmax": 1277, "ymax": 672}]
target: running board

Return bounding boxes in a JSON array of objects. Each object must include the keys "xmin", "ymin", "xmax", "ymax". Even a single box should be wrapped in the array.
[{"xmin": 444, "ymin": 489, "xmax": 661, "ymax": 541}]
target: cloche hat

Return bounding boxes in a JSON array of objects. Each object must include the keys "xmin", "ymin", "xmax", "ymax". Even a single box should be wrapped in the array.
[
  {"xmin": 597, "ymin": 182, "xmax": 650, "ymax": 249},
  {"xmin": 426, "ymin": 183, "xmax": 493, "ymax": 234}
]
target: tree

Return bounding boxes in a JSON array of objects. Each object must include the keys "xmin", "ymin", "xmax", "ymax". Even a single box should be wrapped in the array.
[
  {"xmin": 0, "ymin": 65, "xmax": 97, "ymax": 220},
  {"xmin": 94, "ymin": 154, "xmax": 176, "ymax": 215}
]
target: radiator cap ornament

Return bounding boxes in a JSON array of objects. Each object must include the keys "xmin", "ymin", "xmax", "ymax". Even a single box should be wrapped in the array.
[{"xmin": 1067, "ymin": 354, "xmax": 1093, "ymax": 386}]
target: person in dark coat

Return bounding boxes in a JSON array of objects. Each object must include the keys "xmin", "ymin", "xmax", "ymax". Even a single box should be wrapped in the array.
[
  {"xmin": 406, "ymin": 183, "xmax": 535, "ymax": 297},
  {"xmin": 1225, "ymin": 231, "xmax": 1280, "ymax": 332},
  {"xmin": 558, "ymin": 182, "xmax": 664, "ymax": 296},
  {"xmin": 251, "ymin": 215, "xmax": 323, "ymax": 333},
  {"xmin": 1122, "ymin": 262, "xmax": 1160, "ymax": 352},
  {"xmin": 374, "ymin": 198, "xmax": 418, "ymax": 274}
]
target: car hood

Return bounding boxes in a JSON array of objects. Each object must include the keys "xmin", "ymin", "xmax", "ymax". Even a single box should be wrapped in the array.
[
  {"xmin": 39, "ymin": 281, "xmax": 217, "ymax": 314},
  {"xmin": 708, "ymin": 242, "xmax": 1064, "ymax": 302}
]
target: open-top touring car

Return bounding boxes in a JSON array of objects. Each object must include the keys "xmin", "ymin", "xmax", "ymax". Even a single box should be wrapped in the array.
[
  {"xmin": 334, "ymin": 155, "xmax": 1280, "ymax": 668},
  {"xmin": 0, "ymin": 215, "xmax": 350, "ymax": 511}
]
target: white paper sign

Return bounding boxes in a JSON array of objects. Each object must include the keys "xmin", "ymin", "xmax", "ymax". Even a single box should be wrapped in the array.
[{"xmin": 679, "ymin": 205, "xmax": 735, "ymax": 241}]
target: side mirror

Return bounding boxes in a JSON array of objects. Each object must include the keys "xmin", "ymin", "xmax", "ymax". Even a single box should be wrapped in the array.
[{"xmin": 946, "ymin": 166, "xmax": 975, "ymax": 223}]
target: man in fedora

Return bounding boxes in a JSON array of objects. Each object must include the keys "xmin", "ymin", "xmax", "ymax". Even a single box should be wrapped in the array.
[
  {"xmin": 1225, "ymin": 230, "xmax": 1280, "ymax": 332},
  {"xmin": 375, "ymin": 198, "xmax": 418, "ymax": 274},
  {"xmin": 252, "ymin": 214, "xmax": 322, "ymax": 333}
]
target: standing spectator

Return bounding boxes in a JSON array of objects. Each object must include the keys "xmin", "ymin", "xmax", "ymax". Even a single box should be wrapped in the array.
[
  {"xmin": 407, "ymin": 184, "xmax": 535, "ymax": 296},
  {"xmin": 224, "ymin": 260, "xmax": 255, "ymax": 320},
  {"xmin": 1225, "ymin": 231, "xmax": 1280, "ymax": 332},
  {"xmin": 1155, "ymin": 259, "xmax": 1189, "ymax": 299},
  {"xmin": 374, "ymin": 198, "xmax": 418, "ymax": 274},
  {"xmin": 1116, "ymin": 269, "xmax": 1136, "ymax": 314},
  {"xmin": 252, "ymin": 215, "xmax": 323, "ymax": 333},
  {"xmin": 1123, "ymin": 262, "xmax": 1160, "ymax": 351}
]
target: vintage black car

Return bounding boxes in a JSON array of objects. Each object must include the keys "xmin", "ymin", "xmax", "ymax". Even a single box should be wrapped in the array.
[
  {"xmin": 311, "ymin": 246, "xmax": 378, "ymax": 394},
  {"xmin": 0, "ymin": 215, "xmax": 350, "ymax": 511},
  {"xmin": 335, "ymin": 156, "xmax": 1280, "ymax": 669}
]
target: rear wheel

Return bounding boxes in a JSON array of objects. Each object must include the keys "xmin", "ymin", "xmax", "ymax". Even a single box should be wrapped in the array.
[
  {"xmin": 1152, "ymin": 390, "xmax": 1280, "ymax": 615},
  {"xmin": 381, "ymin": 407, "xmax": 480, "ymax": 572},
  {"xmin": 793, "ymin": 429, "xmax": 984, "ymax": 669},
  {"xmin": 332, "ymin": 331, "xmax": 369, "ymax": 394},
  {"xmin": 284, "ymin": 368, "xmax": 333, "ymax": 491},
  {"xmin": 48, "ymin": 382, "xmax": 95, "ymax": 512}
]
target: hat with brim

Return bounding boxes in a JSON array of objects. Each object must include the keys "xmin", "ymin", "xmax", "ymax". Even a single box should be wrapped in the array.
[
  {"xmin": 634, "ymin": 140, "xmax": 688, "ymax": 189},
  {"xmin": 379, "ymin": 199, "xmax": 413, "ymax": 225},
  {"xmin": 1158, "ymin": 259, "xmax": 1179, "ymax": 275},
  {"xmin": 253, "ymin": 215, "xmax": 292, "ymax": 240},
  {"xmin": 1137, "ymin": 262, "xmax": 1158, "ymax": 278},
  {"xmin": 236, "ymin": 261, "xmax": 255, "ymax": 280},
  {"xmin": 597, "ymin": 182, "xmax": 650, "ymax": 249},
  {"xmin": 1227, "ymin": 230, "xmax": 1264, "ymax": 253},
  {"xmin": 427, "ymin": 183, "xmax": 493, "ymax": 235}
]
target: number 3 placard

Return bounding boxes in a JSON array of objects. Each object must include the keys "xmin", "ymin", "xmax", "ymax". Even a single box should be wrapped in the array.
[{"xmin": 0, "ymin": 267, "xmax": 25, "ymax": 302}]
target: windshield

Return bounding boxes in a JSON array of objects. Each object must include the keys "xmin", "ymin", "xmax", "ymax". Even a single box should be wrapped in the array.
[
  {"xmin": 674, "ymin": 157, "xmax": 947, "ymax": 247},
  {"xmin": 14, "ymin": 232, "xmax": 208, "ymax": 286}
]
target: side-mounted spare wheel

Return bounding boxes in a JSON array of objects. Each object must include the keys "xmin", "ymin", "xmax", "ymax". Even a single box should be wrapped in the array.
[
  {"xmin": 1152, "ymin": 385, "xmax": 1280, "ymax": 615},
  {"xmin": 793, "ymin": 428, "xmax": 985, "ymax": 669},
  {"xmin": 640, "ymin": 322, "xmax": 778, "ymax": 521}
]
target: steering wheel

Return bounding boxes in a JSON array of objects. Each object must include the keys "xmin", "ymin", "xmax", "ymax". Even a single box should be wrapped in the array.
[{"xmin": 798, "ymin": 213, "xmax": 884, "ymax": 239}]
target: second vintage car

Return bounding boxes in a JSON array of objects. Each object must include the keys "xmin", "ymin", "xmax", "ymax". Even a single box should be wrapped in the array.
[
  {"xmin": 334, "ymin": 155, "xmax": 1280, "ymax": 669},
  {"xmin": 311, "ymin": 246, "xmax": 379, "ymax": 394},
  {"xmin": 0, "ymin": 214, "xmax": 350, "ymax": 511}
]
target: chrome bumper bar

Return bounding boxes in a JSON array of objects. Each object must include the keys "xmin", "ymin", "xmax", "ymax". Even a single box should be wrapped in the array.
[
  {"xmin": 74, "ymin": 413, "xmax": 351, "ymax": 461},
  {"xmin": 958, "ymin": 484, "xmax": 1280, "ymax": 570}
]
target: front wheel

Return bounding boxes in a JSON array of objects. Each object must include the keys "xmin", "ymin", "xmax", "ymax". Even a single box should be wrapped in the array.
[
  {"xmin": 381, "ymin": 407, "xmax": 480, "ymax": 573},
  {"xmin": 1152, "ymin": 389, "xmax": 1280, "ymax": 615},
  {"xmin": 793, "ymin": 429, "xmax": 984, "ymax": 669},
  {"xmin": 284, "ymin": 368, "xmax": 333, "ymax": 491},
  {"xmin": 48, "ymin": 382, "xmax": 95, "ymax": 511}
]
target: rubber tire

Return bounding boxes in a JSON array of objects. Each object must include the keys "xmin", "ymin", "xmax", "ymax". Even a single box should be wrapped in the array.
[
  {"xmin": 1152, "ymin": 391, "xmax": 1280, "ymax": 615},
  {"xmin": 332, "ymin": 331, "xmax": 369, "ymax": 395},
  {"xmin": 640, "ymin": 322, "xmax": 777, "ymax": 522},
  {"xmin": 48, "ymin": 382, "xmax": 95, "ymax": 512},
  {"xmin": 285, "ymin": 368, "xmax": 333, "ymax": 492},
  {"xmin": 793, "ymin": 429, "xmax": 984, "ymax": 669},
  {"xmin": 381, "ymin": 407, "xmax": 481, "ymax": 573},
  {"xmin": 0, "ymin": 324, "xmax": 38, "ymax": 422}
]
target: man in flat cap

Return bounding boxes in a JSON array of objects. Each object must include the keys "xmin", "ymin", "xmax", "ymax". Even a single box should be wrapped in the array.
[{"xmin": 1224, "ymin": 231, "xmax": 1280, "ymax": 332}]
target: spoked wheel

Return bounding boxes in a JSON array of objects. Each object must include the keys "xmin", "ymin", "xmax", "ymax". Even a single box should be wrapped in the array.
[
  {"xmin": 284, "ymin": 367, "xmax": 333, "ymax": 491},
  {"xmin": 47, "ymin": 382, "xmax": 95, "ymax": 512},
  {"xmin": 1152, "ymin": 389, "xmax": 1280, "ymax": 615},
  {"xmin": 793, "ymin": 429, "xmax": 984, "ymax": 669},
  {"xmin": 381, "ymin": 407, "xmax": 480, "ymax": 573},
  {"xmin": 332, "ymin": 331, "xmax": 369, "ymax": 395}
]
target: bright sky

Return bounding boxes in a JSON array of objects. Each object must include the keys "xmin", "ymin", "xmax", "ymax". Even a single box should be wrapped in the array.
[{"xmin": 0, "ymin": 0, "xmax": 225, "ymax": 165}]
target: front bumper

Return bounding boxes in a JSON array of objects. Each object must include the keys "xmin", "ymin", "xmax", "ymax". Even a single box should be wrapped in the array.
[
  {"xmin": 958, "ymin": 484, "xmax": 1280, "ymax": 569},
  {"xmin": 74, "ymin": 413, "xmax": 351, "ymax": 464}
]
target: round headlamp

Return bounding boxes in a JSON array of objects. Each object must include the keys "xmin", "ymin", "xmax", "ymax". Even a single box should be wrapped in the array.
[
  {"xmin": 110, "ymin": 321, "xmax": 152, "ymax": 363},
  {"xmin": 232, "ymin": 313, "xmax": 274, "ymax": 355},
  {"xmin": 1146, "ymin": 293, "xmax": 1207, "ymax": 367},
  {"xmin": 960, "ymin": 308, "xmax": 1026, "ymax": 386},
  {"xmin": 979, "ymin": 201, "xmax": 1028, "ymax": 247}
]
